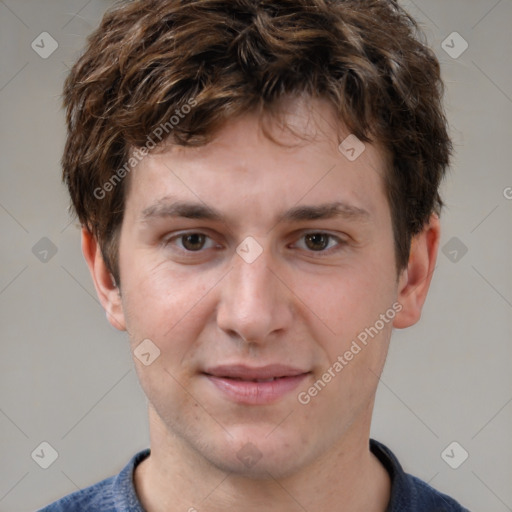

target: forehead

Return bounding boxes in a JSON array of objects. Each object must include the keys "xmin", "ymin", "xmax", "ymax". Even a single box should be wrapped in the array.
[{"xmin": 124, "ymin": 97, "xmax": 389, "ymax": 224}]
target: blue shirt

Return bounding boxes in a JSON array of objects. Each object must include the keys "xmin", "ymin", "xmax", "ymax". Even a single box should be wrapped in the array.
[{"xmin": 38, "ymin": 439, "xmax": 470, "ymax": 511}]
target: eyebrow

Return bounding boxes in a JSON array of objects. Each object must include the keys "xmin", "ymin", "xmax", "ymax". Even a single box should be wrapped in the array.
[{"xmin": 140, "ymin": 197, "xmax": 370, "ymax": 224}]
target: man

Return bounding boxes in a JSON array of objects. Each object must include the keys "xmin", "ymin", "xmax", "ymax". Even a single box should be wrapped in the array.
[{"xmin": 41, "ymin": 0, "xmax": 470, "ymax": 510}]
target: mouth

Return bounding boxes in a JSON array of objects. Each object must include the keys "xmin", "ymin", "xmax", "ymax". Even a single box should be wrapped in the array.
[{"xmin": 202, "ymin": 364, "xmax": 311, "ymax": 405}]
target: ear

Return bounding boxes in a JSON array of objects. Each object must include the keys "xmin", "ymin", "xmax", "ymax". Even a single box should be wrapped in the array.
[
  {"xmin": 393, "ymin": 214, "xmax": 440, "ymax": 329},
  {"xmin": 81, "ymin": 227, "xmax": 126, "ymax": 331}
]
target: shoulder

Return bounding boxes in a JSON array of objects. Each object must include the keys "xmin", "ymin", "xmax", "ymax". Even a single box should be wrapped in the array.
[
  {"xmin": 37, "ymin": 476, "xmax": 117, "ymax": 511},
  {"xmin": 370, "ymin": 439, "xmax": 471, "ymax": 512},
  {"xmin": 403, "ymin": 472, "xmax": 471, "ymax": 511},
  {"xmin": 37, "ymin": 449, "xmax": 150, "ymax": 512}
]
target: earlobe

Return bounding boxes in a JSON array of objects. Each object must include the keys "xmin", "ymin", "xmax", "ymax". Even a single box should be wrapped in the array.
[
  {"xmin": 81, "ymin": 227, "xmax": 127, "ymax": 331},
  {"xmin": 393, "ymin": 214, "xmax": 441, "ymax": 329}
]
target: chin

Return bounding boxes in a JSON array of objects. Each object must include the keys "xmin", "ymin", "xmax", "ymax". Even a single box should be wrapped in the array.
[{"xmin": 202, "ymin": 424, "xmax": 311, "ymax": 480}]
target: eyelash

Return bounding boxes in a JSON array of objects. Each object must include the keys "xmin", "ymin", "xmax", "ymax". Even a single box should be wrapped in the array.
[{"xmin": 163, "ymin": 231, "xmax": 347, "ymax": 257}]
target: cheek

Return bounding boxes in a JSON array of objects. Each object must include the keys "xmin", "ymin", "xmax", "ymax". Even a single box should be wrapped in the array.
[
  {"xmin": 298, "ymin": 261, "xmax": 396, "ymax": 341},
  {"xmin": 120, "ymin": 259, "xmax": 217, "ymax": 358}
]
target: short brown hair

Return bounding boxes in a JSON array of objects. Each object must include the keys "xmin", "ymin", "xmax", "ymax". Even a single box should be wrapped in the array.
[{"xmin": 62, "ymin": 0, "xmax": 452, "ymax": 284}]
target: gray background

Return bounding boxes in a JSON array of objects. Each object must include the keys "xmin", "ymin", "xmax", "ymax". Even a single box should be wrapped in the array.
[{"xmin": 1, "ymin": 0, "xmax": 511, "ymax": 510}]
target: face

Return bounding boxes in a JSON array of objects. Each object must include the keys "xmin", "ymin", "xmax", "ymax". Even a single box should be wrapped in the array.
[{"xmin": 106, "ymin": 98, "xmax": 407, "ymax": 478}]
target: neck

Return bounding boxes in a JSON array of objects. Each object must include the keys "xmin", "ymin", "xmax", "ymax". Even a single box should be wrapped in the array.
[{"xmin": 134, "ymin": 406, "xmax": 391, "ymax": 512}]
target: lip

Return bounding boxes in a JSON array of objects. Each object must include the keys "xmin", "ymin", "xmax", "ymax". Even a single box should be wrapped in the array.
[{"xmin": 203, "ymin": 364, "xmax": 310, "ymax": 405}]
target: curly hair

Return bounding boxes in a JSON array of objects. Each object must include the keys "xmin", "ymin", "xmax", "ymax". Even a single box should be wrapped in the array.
[{"xmin": 62, "ymin": 0, "xmax": 452, "ymax": 284}]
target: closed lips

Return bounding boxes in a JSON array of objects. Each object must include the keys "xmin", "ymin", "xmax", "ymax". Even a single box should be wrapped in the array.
[
  {"xmin": 203, "ymin": 364, "xmax": 310, "ymax": 381},
  {"xmin": 211, "ymin": 376, "xmax": 300, "ymax": 382}
]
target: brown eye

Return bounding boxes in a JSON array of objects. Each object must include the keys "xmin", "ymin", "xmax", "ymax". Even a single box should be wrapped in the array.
[
  {"xmin": 304, "ymin": 233, "xmax": 331, "ymax": 251},
  {"xmin": 293, "ymin": 232, "xmax": 346, "ymax": 256},
  {"xmin": 180, "ymin": 233, "xmax": 207, "ymax": 251}
]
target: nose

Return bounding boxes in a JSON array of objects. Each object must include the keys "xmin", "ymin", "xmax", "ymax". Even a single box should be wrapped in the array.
[{"xmin": 216, "ymin": 243, "xmax": 293, "ymax": 344}]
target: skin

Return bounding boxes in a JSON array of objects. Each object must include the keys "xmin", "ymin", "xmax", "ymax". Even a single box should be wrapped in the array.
[{"xmin": 83, "ymin": 97, "xmax": 440, "ymax": 512}]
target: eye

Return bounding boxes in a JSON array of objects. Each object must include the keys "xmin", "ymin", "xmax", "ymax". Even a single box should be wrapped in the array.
[
  {"xmin": 166, "ymin": 232, "xmax": 217, "ymax": 252},
  {"xmin": 293, "ymin": 232, "xmax": 345, "ymax": 253}
]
